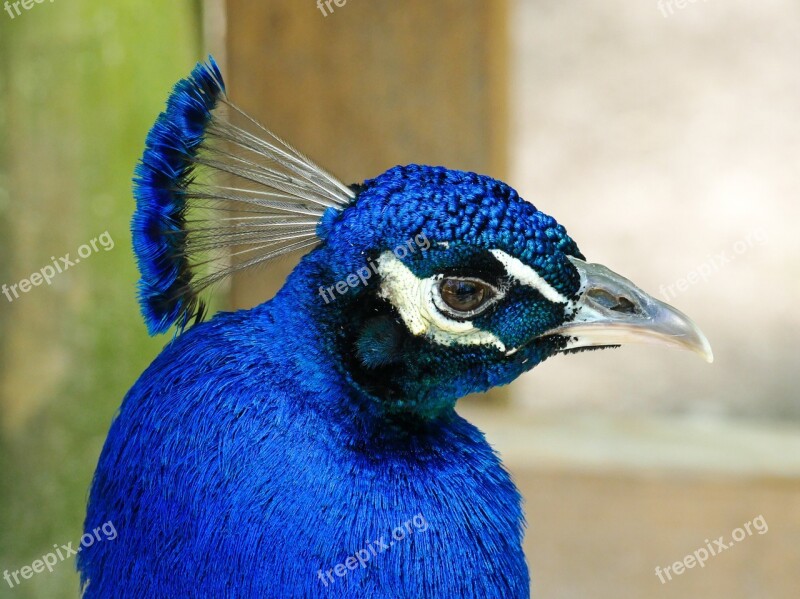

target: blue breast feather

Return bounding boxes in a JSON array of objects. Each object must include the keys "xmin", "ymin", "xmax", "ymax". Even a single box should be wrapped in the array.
[{"xmin": 78, "ymin": 258, "xmax": 528, "ymax": 597}]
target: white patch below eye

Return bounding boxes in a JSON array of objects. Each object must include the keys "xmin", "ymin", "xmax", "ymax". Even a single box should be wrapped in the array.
[
  {"xmin": 375, "ymin": 252, "xmax": 507, "ymax": 352},
  {"xmin": 489, "ymin": 249, "xmax": 568, "ymax": 305}
]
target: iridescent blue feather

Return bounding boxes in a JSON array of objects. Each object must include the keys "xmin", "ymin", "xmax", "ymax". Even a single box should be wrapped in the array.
[
  {"xmin": 132, "ymin": 57, "xmax": 226, "ymax": 335},
  {"xmin": 131, "ymin": 57, "xmax": 354, "ymax": 336}
]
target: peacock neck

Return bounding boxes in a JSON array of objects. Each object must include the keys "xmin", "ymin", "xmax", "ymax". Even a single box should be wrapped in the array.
[{"xmin": 256, "ymin": 256, "xmax": 476, "ymax": 449}]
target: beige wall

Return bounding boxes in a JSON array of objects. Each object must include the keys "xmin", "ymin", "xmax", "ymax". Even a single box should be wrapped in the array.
[{"xmin": 508, "ymin": 0, "xmax": 800, "ymax": 420}]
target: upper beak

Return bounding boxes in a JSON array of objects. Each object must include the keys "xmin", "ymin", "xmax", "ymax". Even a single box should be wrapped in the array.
[{"xmin": 548, "ymin": 257, "xmax": 714, "ymax": 363}]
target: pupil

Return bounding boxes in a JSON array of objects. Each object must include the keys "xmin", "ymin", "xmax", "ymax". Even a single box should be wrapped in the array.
[{"xmin": 441, "ymin": 279, "xmax": 486, "ymax": 311}]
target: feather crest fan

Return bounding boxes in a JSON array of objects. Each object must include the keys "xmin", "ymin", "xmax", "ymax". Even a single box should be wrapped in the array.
[{"xmin": 132, "ymin": 56, "xmax": 354, "ymax": 335}]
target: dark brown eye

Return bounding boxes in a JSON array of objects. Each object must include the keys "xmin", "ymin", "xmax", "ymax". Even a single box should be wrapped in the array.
[{"xmin": 439, "ymin": 278, "xmax": 492, "ymax": 313}]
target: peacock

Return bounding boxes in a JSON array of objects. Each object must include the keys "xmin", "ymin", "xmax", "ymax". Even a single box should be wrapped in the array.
[{"xmin": 78, "ymin": 58, "xmax": 712, "ymax": 598}]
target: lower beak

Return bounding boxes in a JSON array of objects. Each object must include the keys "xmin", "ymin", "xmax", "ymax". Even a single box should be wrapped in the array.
[{"xmin": 548, "ymin": 257, "xmax": 714, "ymax": 363}]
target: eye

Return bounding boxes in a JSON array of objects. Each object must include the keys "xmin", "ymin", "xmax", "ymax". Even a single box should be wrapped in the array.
[{"xmin": 437, "ymin": 277, "xmax": 496, "ymax": 316}]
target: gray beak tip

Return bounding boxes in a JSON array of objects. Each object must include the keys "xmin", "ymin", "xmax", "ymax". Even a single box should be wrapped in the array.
[{"xmin": 695, "ymin": 334, "xmax": 714, "ymax": 364}]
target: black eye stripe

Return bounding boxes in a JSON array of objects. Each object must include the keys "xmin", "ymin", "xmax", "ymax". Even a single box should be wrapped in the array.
[{"xmin": 438, "ymin": 252, "xmax": 508, "ymax": 287}]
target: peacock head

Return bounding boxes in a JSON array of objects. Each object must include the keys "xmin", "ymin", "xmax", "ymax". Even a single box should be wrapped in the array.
[
  {"xmin": 133, "ymin": 58, "xmax": 712, "ymax": 419},
  {"xmin": 304, "ymin": 165, "xmax": 711, "ymax": 416}
]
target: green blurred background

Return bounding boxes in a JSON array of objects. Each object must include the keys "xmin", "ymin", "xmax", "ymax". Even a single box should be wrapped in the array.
[{"xmin": 0, "ymin": 2, "xmax": 201, "ymax": 597}]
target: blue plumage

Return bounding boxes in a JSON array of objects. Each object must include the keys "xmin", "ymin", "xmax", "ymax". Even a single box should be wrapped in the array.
[
  {"xmin": 80, "ymin": 294, "xmax": 527, "ymax": 597},
  {"xmin": 132, "ymin": 58, "xmax": 225, "ymax": 335},
  {"xmin": 80, "ymin": 59, "xmax": 712, "ymax": 597}
]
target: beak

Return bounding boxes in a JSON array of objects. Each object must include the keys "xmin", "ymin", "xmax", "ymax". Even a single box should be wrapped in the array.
[{"xmin": 549, "ymin": 257, "xmax": 713, "ymax": 363}]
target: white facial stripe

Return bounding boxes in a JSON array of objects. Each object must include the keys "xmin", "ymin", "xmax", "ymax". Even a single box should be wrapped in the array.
[
  {"xmin": 490, "ymin": 249, "xmax": 568, "ymax": 304},
  {"xmin": 375, "ymin": 251, "xmax": 507, "ymax": 352}
]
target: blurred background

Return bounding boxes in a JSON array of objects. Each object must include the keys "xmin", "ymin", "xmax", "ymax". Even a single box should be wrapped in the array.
[{"xmin": 0, "ymin": 1, "xmax": 797, "ymax": 598}]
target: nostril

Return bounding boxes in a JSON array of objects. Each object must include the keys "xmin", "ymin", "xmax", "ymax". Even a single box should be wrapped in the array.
[
  {"xmin": 587, "ymin": 289, "xmax": 637, "ymax": 314},
  {"xmin": 610, "ymin": 296, "xmax": 636, "ymax": 314}
]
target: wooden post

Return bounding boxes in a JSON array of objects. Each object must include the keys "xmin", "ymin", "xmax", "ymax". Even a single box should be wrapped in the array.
[{"xmin": 224, "ymin": 0, "xmax": 509, "ymax": 308}]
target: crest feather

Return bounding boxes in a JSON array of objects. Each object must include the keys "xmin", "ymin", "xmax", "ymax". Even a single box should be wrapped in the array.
[{"xmin": 132, "ymin": 57, "xmax": 354, "ymax": 335}]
